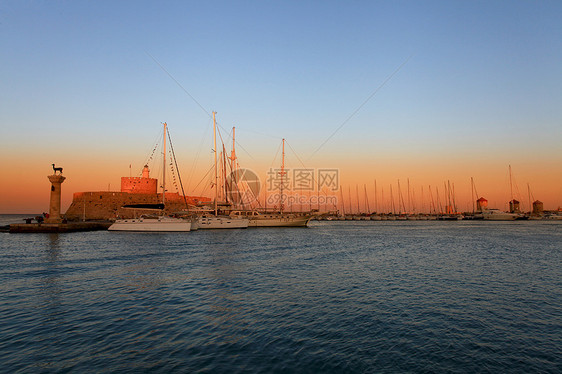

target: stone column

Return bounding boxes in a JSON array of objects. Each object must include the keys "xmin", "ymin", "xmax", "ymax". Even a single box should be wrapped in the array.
[{"xmin": 46, "ymin": 174, "xmax": 66, "ymax": 223}]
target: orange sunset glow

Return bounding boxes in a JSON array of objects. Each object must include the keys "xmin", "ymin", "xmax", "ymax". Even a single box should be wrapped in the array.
[{"xmin": 1, "ymin": 145, "xmax": 561, "ymax": 214}]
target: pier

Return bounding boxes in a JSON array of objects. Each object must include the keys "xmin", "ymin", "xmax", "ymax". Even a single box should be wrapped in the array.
[{"xmin": 8, "ymin": 221, "xmax": 112, "ymax": 233}]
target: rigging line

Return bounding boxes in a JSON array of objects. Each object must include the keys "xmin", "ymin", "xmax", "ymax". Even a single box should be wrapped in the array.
[
  {"xmin": 285, "ymin": 140, "xmax": 308, "ymax": 169},
  {"xmin": 235, "ymin": 126, "xmax": 282, "ymax": 140},
  {"xmin": 140, "ymin": 127, "xmax": 164, "ymax": 175},
  {"xmin": 270, "ymin": 141, "xmax": 283, "ymax": 168},
  {"xmin": 286, "ymin": 140, "xmax": 319, "ymax": 185},
  {"xmin": 223, "ymin": 127, "xmax": 252, "ymax": 163},
  {"xmin": 167, "ymin": 127, "xmax": 189, "ymax": 210},
  {"xmin": 185, "ymin": 117, "xmax": 212, "ymax": 192},
  {"xmin": 308, "ymin": 54, "xmax": 413, "ymax": 160},
  {"xmin": 146, "ymin": 52, "xmax": 257, "ymax": 163},
  {"xmin": 147, "ymin": 52, "xmax": 261, "ymax": 166},
  {"xmin": 146, "ymin": 51, "xmax": 211, "ymax": 119},
  {"xmin": 232, "ymin": 137, "xmax": 255, "ymax": 162},
  {"xmin": 216, "ymin": 124, "xmax": 226, "ymax": 152},
  {"xmin": 192, "ymin": 164, "xmax": 215, "ymax": 197},
  {"xmin": 215, "ymin": 120, "xmax": 256, "ymax": 162}
]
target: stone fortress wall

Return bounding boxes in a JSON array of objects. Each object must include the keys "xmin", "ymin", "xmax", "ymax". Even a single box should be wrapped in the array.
[
  {"xmin": 65, "ymin": 191, "xmax": 209, "ymax": 220},
  {"xmin": 64, "ymin": 165, "xmax": 210, "ymax": 220}
]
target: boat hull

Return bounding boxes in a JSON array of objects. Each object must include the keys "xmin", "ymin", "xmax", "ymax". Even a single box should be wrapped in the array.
[
  {"xmin": 482, "ymin": 210, "xmax": 519, "ymax": 220},
  {"xmin": 197, "ymin": 216, "xmax": 249, "ymax": 229},
  {"xmin": 108, "ymin": 217, "xmax": 192, "ymax": 231},
  {"xmin": 248, "ymin": 215, "xmax": 313, "ymax": 227},
  {"xmin": 483, "ymin": 216, "xmax": 517, "ymax": 221}
]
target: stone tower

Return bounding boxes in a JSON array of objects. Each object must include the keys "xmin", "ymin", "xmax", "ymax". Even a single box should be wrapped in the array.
[
  {"xmin": 509, "ymin": 199, "xmax": 521, "ymax": 213},
  {"xmin": 476, "ymin": 197, "xmax": 488, "ymax": 212},
  {"xmin": 46, "ymin": 172, "xmax": 66, "ymax": 223}
]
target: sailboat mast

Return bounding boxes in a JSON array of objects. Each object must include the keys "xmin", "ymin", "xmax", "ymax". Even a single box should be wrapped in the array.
[
  {"xmin": 213, "ymin": 112, "xmax": 218, "ymax": 215},
  {"xmin": 223, "ymin": 144, "xmax": 228, "ymax": 204},
  {"xmin": 527, "ymin": 183, "xmax": 532, "ymax": 213},
  {"xmin": 452, "ymin": 182, "xmax": 458, "ymax": 213},
  {"xmin": 374, "ymin": 179, "xmax": 378, "ymax": 213},
  {"xmin": 348, "ymin": 186, "xmax": 352, "ymax": 215},
  {"xmin": 436, "ymin": 186, "xmax": 442, "ymax": 214},
  {"xmin": 444, "ymin": 181, "xmax": 447, "ymax": 213},
  {"xmin": 230, "ymin": 127, "xmax": 237, "ymax": 206},
  {"xmin": 509, "ymin": 164, "xmax": 514, "ymax": 203},
  {"xmin": 364, "ymin": 184, "xmax": 370, "ymax": 214},
  {"xmin": 231, "ymin": 127, "xmax": 236, "ymax": 170},
  {"xmin": 280, "ymin": 138, "xmax": 285, "ymax": 214},
  {"xmin": 429, "ymin": 185, "xmax": 436, "ymax": 214},
  {"xmin": 356, "ymin": 185, "xmax": 360, "ymax": 214},
  {"xmin": 340, "ymin": 185, "xmax": 345, "ymax": 216},
  {"xmin": 471, "ymin": 177, "xmax": 475, "ymax": 213},
  {"xmin": 381, "ymin": 186, "xmax": 384, "ymax": 213},
  {"xmin": 390, "ymin": 184, "xmax": 395, "ymax": 215},
  {"xmin": 398, "ymin": 179, "xmax": 405, "ymax": 214},
  {"xmin": 407, "ymin": 178, "xmax": 411, "ymax": 214},
  {"xmin": 421, "ymin": 186, "xmax": 424, "ymax": 214},
  {"xmin": 162, "ymin": 122, "xmax": 167, "ymax": 206}
]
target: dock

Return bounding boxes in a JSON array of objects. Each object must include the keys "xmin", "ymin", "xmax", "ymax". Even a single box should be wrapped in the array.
[{"xmin": 8, "ymin": 221, "xmax": 112, "ymax": 233}]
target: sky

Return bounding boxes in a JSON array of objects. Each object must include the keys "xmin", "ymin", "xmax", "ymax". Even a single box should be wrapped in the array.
[{"xmin": 1, "ymin": 0, "xmax": 561, "ymax": 213}]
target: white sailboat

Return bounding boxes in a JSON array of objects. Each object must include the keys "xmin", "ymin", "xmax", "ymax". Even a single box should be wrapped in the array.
[
  {"xmin": 482, "ymin": 209, "xmax": 520, "ymax": 221},
  {"xmin": 195, "ymin": 112, "xmax": 249, "ymax": 229},
  {"xmin": 231, "ymin": 210, "xmax": 315, "ymax": 227},
  {"xmin": 108, "ymin": 215, "xmax": 192, "ymax": 231},
  {"xmin": 109, "ymin": 122, "xmax": 191, "ymax": 232},
  {"xmin": 230, "ymin": 138, "xmax": 316, "ymax": 227}
]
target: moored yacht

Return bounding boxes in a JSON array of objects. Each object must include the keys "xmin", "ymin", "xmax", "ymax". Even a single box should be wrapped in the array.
[
  {"xmin": 108, "ymin": 215, "xmax": 191, "ymax": 231},
  {"xmin": 108, "ymin": 122, "xmax": 191, "ymax": 232},
  {"xmin": 231, "ymin": 210, "xmax": 315, "ymax": 227},
  {"xmin": 482, "ymin": 209, "xmax": 520, "ymax": 221},
  {"xmin": 197, "ymin": 213, "xmax": 249, "ymax": 229}
]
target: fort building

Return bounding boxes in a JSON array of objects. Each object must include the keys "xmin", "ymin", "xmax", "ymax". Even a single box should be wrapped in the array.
[
  {"xmin": 65, "ymin": 166, "xmax": 210, "ymax": 220},
  {"xmin": 120, "ymin": 165, "xmax": 158, "ymax": 194}
]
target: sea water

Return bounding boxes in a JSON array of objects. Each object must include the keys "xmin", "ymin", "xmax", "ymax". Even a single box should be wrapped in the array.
[{"xmin": 0, "ymin": 218, "xmax": 560, "ymax": 373}]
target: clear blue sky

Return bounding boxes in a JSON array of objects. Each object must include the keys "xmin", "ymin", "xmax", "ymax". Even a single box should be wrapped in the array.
[{"xmin": 1, "ymin": 1, "xmax": 561, "ymax": 211}]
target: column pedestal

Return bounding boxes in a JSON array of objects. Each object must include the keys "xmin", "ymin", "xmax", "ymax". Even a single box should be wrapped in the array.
[{"xmin": 46, "ymin": 174, "xmax": 66, "ymax": 223}]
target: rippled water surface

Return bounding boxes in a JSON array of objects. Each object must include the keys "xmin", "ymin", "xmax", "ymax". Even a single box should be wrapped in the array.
[{"xmin": 1, "ymin": 220, "xmax": 561, "ymax": 373}]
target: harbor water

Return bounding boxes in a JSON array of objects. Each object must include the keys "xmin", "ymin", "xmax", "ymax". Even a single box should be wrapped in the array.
[{"xmin": 1, "ymin": 217, "xmax": 560, "ymax": 372}]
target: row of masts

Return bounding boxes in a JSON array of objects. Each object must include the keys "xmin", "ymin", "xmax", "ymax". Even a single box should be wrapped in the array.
[
  {"xmin": 211, "ymin": 112, "xmax": 288, "ymax": 214},
  {"xmin": 337, "ymin": 179, "xmax": 465, "ymax": 216},
  {"xmin": 213, "ymin": 111, "xmax": 238, "ymax": 214},
  {"xmin": 209, "ymin": 125, "xmax": 537, "ymax": 215},
  {"xmin": 170, "ymin": 115, "xmax": 541, "ymax": 215},
  {"xmin": 336, "ymin": 175, "xmax": 540, "ymax": 216}
]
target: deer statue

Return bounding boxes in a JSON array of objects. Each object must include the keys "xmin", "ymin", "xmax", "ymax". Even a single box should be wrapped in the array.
[{"xmin": 52, "ymin": 164, "xmax": 63, "ymax": 174}]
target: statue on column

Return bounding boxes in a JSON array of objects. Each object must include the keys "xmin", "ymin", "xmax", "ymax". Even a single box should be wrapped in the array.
[
  {"xmin": 52, "ymin": 164, "xmax": 63, "ymax": 175},
  {"xmin": 47, "ymin": 164, "xmax": 66, "ymax": 223}
]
